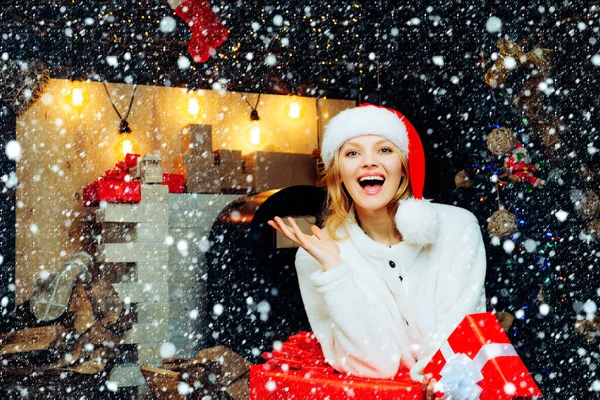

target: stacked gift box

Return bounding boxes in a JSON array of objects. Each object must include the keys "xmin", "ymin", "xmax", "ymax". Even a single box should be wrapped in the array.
[
  {"xmin": 86, "ymin": 154, "xmax": 194, "ymax": 391},
  {"xmin": 176, "ymin": 124, "xmax": 251, "ymax": 194},
  {"xmin": 181, "ymin": 124, "xmax": 222, "ymax": 193},
  {"xmin": 176, "ymin": 123, "xmax": 317, "ymax": 194},
  {"xmin": 95, "ymin": 182, "xmax": 173, "ymax": 389}
]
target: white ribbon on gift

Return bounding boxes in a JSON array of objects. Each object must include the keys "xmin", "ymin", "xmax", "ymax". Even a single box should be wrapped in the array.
[{"xmin": 437, "ymin": 342, "xmax": 518, "ymax": 400}]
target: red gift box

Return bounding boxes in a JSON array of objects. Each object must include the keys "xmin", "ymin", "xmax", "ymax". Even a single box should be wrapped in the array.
[
  {"xmin": 250, "ymin": 332, "xmax": 423, "ymax": 400},
  {"xmin": 162, "ymin": 173, "xmax": 185, "ymax": 193},
  {"xmin": 96, "ymin": 180, "xmax": 141, "ymax": 203},
  {"xmin": 423, "ymin": 312, "xmax": 542, "ymax": 399},
  {"xmin": 82, "ymin": 154, "xmax": 142, "ymax": 206}
]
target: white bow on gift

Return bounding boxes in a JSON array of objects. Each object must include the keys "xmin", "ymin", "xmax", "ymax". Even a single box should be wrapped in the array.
[
  {"xmin": 437, "ymin": 353, "xmax": 483, "ymax": 400},
  {"xmin": 437, "ymin": 343, "xmax": 518, "ymax": 400}
]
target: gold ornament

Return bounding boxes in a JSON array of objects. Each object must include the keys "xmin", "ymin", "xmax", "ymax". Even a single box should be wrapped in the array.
[
  {"xmin": 487, "ymin": 209, "xmax": 517, "ymax": 237},
  {"xmin": 484, "ymin": 64, "xmax": 510, "ymax": 88},
  {"xmin": 483, "ymin": 38, "xmax": 552, "ymax": 89},
  {"xmin": 487, "ymin": 127, "xmax": 516, "ymax": 156},
  {"xmin": 454, "ymin": 170, "xmax": 471, "ymax": 189},
  {"xmin": 575, "ymin": 315, "xmax": 600, "ymax": 343},
  {"xmin": 587, "ymin": 220, "xmax": 600, "ymax": 241},
  {"xmin": 497, "ymin": 38, "xmax": 524, "ymax": 58},
  {"xmin": 576, "ymin": 191, "xmax": 600, "ymax": 219},
  {"xmin": 536, "ymin": 287, "xmax": 544, "ymax": 302},
  {"xmin": 484, "ymin": 39, "xmax": 523, "ymax": 88},
  {"xmin": 524, "ymin": 46, "xmax": 552, "ymax": 72}
]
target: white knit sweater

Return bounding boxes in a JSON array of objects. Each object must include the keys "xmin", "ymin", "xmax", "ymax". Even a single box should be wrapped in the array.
[{"xmin": 295, "ymin": 203, "xmax": 487, "ymax": 381}]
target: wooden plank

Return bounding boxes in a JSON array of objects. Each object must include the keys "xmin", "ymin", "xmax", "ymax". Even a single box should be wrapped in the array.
[
  {"xmin": 136, "ymin": 262, "xmax": 169, "ymax": 282},
  {"xmin": 96, "ymin": 203, "xmax": 169, "ymax": 223},
  {"xmin": 121, "ymin": 323, "xmax": 169, "ymax": 344},
  {"xmin": 98, "ymin": 242, "xmax": 169, "ymax": 263},
  {"xmin": 136, "ymin": 302, "xmax": 170, "ymax": 323},
  {"xmin": 110, "ymin": 363, "xmax": 149, "ymax": 388},
  {"xmin": 112, "ymin": 282, "xmax": 169, "ymax": 303},
  {"xmin": 140, "ymin": 184, "xmax": 169, "ymax": 203}
]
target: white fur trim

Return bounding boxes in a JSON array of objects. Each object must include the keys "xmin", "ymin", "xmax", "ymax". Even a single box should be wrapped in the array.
[
  {"xmin": 322, "ymin": 106, "xmax": 409, "ymax": 167},
  {"xmin": 395, "ymin": 198, "xmax": 439, "ymax": 246}
]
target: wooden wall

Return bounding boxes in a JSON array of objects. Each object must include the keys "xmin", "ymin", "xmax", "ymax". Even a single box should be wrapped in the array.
[{"xmin": 15, "ymin": 78, "xmax": 354, "ymax": 304}]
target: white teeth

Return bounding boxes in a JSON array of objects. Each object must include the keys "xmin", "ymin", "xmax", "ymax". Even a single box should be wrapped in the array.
[{"xmin": 359, "ymin": 176, "xmax": 384, "ymax": 182}]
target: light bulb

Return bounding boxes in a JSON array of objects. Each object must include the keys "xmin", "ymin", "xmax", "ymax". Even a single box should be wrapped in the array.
[
  {"xmin": 250, "ymin": 126, "xmax": 261, "ymax": 145},
  {"xmin": 72, "ymin": 88, "xmax": 84, "ymax": 107},
  {"xmin": 68, "ymin": 82, "xmax": 89, "ymax": 108},
  {"xmin": 188, "ymin": 97, "xmax": 200, "ymax": 115},
  {"xmin": 115, "ymin": 135, "xmax": 138, "ymax": 158},
  {"xmin": 287, "ymin": 101, "xmax": 301, "ymax": 119},
  {"xmin": 121, "ymin": 138, "xmax": 134, "ymax": 155}
]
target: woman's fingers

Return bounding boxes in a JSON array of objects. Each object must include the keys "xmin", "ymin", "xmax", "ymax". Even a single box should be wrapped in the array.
[
  {"xmin": 421, "ymin": 375, "xmax": 428, "ymax": 393},
  {"xmin": 427, "ymin": 378, "xmax": 436, "ymax": 400},
  {"xmin": 311, "ymin": 224, "xmax": 327, "ymax": 241},
  {"xmin": 270, "ymin": 217, "xmax": 300, "ymax": 244},
  {"xmin": 421, "ymin": 374, "xmax": 436, "ymax": 400},
  {"xmin": 287, "ymin": 217, "xmax": 311, "ymax": 247}
]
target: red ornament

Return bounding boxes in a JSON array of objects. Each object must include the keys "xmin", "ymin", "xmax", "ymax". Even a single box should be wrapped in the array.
[
  {"xmin": 503, "ymin": 144, "xmax": 544, "ymax": 186},
  {"xmin": 170, "ymin": 0, "xmax": 229, "ymax": 63}
]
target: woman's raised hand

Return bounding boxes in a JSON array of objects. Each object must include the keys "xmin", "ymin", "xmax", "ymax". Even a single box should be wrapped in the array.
[{"xmin": 268, "ymin": 216, "xmax": 341, "ymax": 271}]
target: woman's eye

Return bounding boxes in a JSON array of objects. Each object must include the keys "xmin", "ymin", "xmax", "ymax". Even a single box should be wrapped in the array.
[
  {"xmin": 380, "ymin": 147, "xmax": 393, "ymax": 153},
  {"xmin": 345, "ymin": 150, "xmax": 358, "ymax": 157}
]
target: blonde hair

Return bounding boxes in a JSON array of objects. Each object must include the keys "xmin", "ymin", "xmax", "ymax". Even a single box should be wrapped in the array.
[{"xmin": 322, "ymin": 143, "xmax": 411, "ymax": 240}]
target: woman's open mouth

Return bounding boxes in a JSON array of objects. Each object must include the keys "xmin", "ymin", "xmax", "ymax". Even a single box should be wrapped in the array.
[{"xmin": 358, "ymin": 175, "xmax": 385, "ymax": 195}]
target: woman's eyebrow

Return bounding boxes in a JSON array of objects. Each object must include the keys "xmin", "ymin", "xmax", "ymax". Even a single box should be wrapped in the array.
[
  {"xmin": 341, "ymin": 141, "xmax": 363, "ymax": 149},
  {"xmin": 342, "ymin": 139, "xmax": 392, "ymax": 148}
]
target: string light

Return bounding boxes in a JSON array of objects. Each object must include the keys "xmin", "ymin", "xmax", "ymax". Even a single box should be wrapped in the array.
[
  {"xmin": 249, "ymin": 125, "xmax": 262, "ymax": 145},
  {"xmin": 68, "ymin": 81, "xmax": 89, "ymax": 108}
]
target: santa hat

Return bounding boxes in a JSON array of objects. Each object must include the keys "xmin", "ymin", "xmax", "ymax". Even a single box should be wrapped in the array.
[{"xmin": 322, "ymin": 103, "xmax": 439, "ymax": 246}]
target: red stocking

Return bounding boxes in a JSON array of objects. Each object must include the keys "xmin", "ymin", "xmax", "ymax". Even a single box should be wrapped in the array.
[{"xmin": 169, "ymin": 0, "xmax": 229, "ymax": 63}]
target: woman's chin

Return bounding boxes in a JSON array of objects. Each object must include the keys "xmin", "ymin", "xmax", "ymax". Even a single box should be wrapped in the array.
[{"xmin": 352, "ymin": 195, "xmax": 393, "ymax": 212}]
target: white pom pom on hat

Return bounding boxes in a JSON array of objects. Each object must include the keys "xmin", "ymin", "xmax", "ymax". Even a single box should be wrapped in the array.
[{"xmin": 322, "ymin": 103, "xmax": 439, "ymax": 246}]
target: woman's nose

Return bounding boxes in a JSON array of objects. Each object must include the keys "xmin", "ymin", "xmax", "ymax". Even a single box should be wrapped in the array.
[{"xmin": 362, "ymin": 151, "xmax": 378, "ymax": 167}]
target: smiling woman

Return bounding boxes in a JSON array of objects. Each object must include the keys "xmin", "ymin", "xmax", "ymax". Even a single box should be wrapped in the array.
[
  {"xmin": 268, "ymin": 104, "xmax": 487, "ymax": 400},
  {"xmin": 337, "ymin": 136, "xmax": 405, "ymax": 243}
]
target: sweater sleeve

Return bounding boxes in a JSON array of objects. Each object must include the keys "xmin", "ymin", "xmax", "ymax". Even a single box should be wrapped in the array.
[
  {"xmin": 295, "ymin": 248, "xmax": 415, "ymax": 378},
  {"xmin": 410, "ymin": 220, "xmax": 487, "ymax": 380}
]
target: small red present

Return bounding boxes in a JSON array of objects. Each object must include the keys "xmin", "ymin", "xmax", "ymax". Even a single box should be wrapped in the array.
[
  {"xmin": 250, "ymin": 331, "xmax": 423, "ymax": 400},
  {"xmin": 124, "ymin": 153, "xmax": 141, "ymax": 167},
  {"xmin": 82, "ymin": 181, "xmax": 99, "ymax": 205},
  {"xmin": 82, "ymin": 154, "xmax": 142, "ymax": 206},
  {"xmin": 162, "ymin": 173, "xmax": 185, "ymax": 193},
  {"xmin": 423, "ymin": 312, "xmax": 542, "ymax": 399},
  {"xmin": 96, "ymin": 180, "xmax": 141, "ymax": 203}
]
